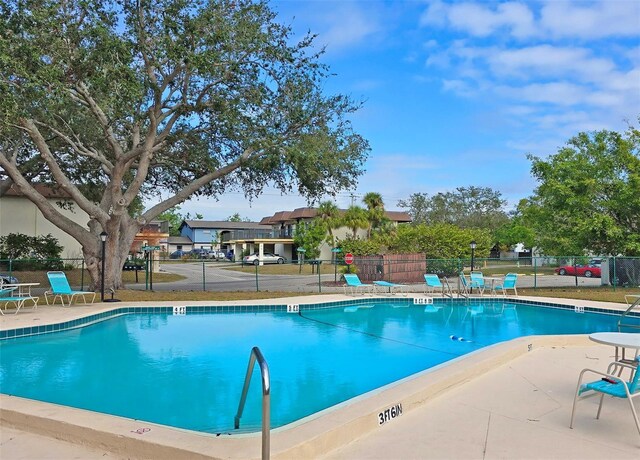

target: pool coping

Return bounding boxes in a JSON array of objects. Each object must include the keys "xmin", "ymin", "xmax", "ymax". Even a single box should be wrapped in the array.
[{"xmin": 0, "ymin": 295, "xmax": 635, "ymax": 459}]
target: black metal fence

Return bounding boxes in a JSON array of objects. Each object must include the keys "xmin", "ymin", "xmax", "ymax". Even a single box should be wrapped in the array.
[{"xmin": 1, "ymin": 256, "xmax": 639, "ymax": 294}]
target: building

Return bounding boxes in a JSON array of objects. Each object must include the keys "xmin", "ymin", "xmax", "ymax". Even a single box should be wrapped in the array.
[
  {"xmin": 224, "ymin": 207, "xmax": 412, "ymax": 263},
  {"xmin": 172, "ymin": 220, "xmax": 273, "ymax": 255},
  {"xmin": 0, "ymin": 184, "xmax": 88, "ymax": 259}
]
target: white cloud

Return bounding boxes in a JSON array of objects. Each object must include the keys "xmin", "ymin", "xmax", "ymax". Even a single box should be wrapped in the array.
[
  {"xmin": 421, "ymin": 0, "xmax": 640, "ymax": 41},
  {"xmin": 540, "ymin": 0, "xmax": 640, "ymax": 39}
]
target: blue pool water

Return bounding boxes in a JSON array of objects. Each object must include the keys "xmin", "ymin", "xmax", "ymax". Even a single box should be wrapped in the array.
[{"xmin": 0, "ymin": 300, "xmax": 621, "ymax": 433}]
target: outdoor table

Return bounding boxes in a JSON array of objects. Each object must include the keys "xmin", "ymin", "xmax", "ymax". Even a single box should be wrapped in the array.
[
  {"xmin": 4, "ymin": 282, "xmax": 40, "ymax": 297},
  {"xmin": 1, "ymin": 282, "xmax": 40, "ymax": 312},
  {"xmin": 589, "ymin": 332, "xmax": 640, "ymax": 366},
  {"xmin": 483, "ymin": 276, "xmax": 503, "ymax": 295}
]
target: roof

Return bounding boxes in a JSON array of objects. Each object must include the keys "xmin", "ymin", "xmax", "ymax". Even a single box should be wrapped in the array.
[
  {"xmin": 180, "ymin": 220, "xmax": 271, "ymax": 231},
  {"xmin": 167, "ymin": 236, "xmax": 193, "ymax": 244},
  {"xmin": 3, "ymin": 183, "xmax": 73, "ymax": 199},
  {"xmin": 384, "ymin": 211, "xmax": 412, "ymax": 223}
]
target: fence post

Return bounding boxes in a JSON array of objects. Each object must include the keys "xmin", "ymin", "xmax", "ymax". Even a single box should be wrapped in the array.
[
  {"xmin": 612, "ymin": 256, "xmax": 616, "ymax": 290},
  {"xmin": 255, "ymin": 263, "xmax": 259, "ymax": 292},
  {"xmin": 149, "ymin": 253, "xmax": 153, "ymax": 290},
  {"xmin": 81, "ymin": 258, "xmax": 85, "ymax": 290},
  {"xmin": 533, "ymin": 257, "xmax": 537, "ymax": 289},
  {"xmin": 318, "ymin": 262, "xmax": 322, "ymax": 293},
  {"xmin": 202, "ymin": 260, "xmax": 206, "ymax": 291}
]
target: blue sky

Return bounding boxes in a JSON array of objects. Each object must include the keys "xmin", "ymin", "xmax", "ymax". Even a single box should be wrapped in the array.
[{"xmin": 177, "ymin": 0, "xmax": 640, "ymax": 221}]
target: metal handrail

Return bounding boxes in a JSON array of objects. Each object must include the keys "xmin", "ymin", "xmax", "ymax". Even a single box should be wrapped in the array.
[
  {"xmin": 618, "ymin": 296, "xmax": 640, "ymax": 332},
  {"xmin": 234, "ymin": 346, "xmax": 270, "ymax": 460}
]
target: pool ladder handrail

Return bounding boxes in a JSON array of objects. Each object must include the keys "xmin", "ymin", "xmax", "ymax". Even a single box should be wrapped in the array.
[
  {"xmin": 235, "ymin": 346, "xmax": 270, "ymax": 460},
  {"xmin": 618, "ymin": 295, "xmax": 640, "ymax": 332}
]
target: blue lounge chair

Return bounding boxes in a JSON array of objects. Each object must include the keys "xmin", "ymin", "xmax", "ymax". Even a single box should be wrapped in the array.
[
  {"xmin": 45, "ymin": 271, "xmax": 96, "ymax": 306},
  {"xmin": 469, "ymin": 272, "xmax": 485, "ymax": 295},
  {"xmin": 492, "ymin": 273, "xmax": 518, "ymax": 296},
  {"xmin": 343, "ymin": 274, "xmax": 374, "ymax": 295},
  {"xmin": 373, "ymin": 280, "xmax": 407, "ymax": 296},
  {"xmin": 570, "ymin": 357, "xmax": 640, "ymax": 438},
  {"xmin": 424, "ymin": 274, "xmax": 455, "ymax": 297},
  {"xmin": 458, "ymin": 273, "xmax": 472, "ymax": 298}
]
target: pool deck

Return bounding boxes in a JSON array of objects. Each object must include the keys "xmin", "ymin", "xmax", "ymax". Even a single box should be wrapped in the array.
[{"xmin": 1, "ymin": 295, "xmax": 639, "ymax": 459}]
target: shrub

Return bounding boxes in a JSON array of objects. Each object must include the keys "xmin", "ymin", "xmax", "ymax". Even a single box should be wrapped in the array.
[{"xmin": 0, "ymin": 233, "xmax": 64, "ymax": 270}]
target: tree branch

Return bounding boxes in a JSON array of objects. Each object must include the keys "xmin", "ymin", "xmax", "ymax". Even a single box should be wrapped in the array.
[
  {"xmin": 74, "ymin": 82, "xmax": 125, "ymax": 158},
  {"xmin": 19, "ymin": 119, "xmax": 108, "ymax": 225}
]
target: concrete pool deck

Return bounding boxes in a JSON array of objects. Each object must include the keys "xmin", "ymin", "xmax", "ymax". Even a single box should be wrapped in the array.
[{"xmin": 1, "ymin": 295, "xmax": 639, "ymax": 459}]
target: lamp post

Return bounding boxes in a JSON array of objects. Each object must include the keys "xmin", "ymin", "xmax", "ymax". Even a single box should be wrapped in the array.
[
  {"xmin": 469, "ymin": 240, "xmax": 477, "ymax": 294},
  {"xmin": 331, "ymin": 247, "xmax": 342, "ymax": 282},
  {"xmin": 470, "ymin": 240, "xmax": 476, "ymax": 271},
  {"xmin": 100, "ymin": 231, "xmax": 107, "ymax": 302}
]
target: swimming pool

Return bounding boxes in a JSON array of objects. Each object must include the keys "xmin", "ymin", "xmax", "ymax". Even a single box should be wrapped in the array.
[{"xmin": 0, "ymin": 299, "xmax": 624, "ymax": 434}]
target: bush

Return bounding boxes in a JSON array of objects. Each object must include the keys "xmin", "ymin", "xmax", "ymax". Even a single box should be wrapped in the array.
[
  {"xmin": 426, "ymin": 259, "xmax": 462, "ymax": 277},
  {"xmin": 0, "ymin": 233, "xmax": 64, "ymax": 270}
]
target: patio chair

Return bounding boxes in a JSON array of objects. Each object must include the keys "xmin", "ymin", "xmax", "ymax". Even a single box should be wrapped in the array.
[
  {"xmin": 0, "ymin": 287, "xmax": 39, "ymax": 315},
  {"xmin": 373, "ymin": 280, "xmax": 408, "ymax": 296},
  {"xmin": 570, "ymin": 357, "xmax": 640, "ymax": 438},
  {"xmin": 492, "ymin": 273, "xmax": 518, "ymax": 296},
  {"xmin": 469, "ymin": 271, "xmax": 485, "ymax": 295},
  {"xmin": 458, "ymin": 273, "xmax": 471, "ymax": 298},
  {"xmin": 45, "ymin": 271, "xmax": 96, "ymax": 306},
  {"xmin": 423, "ymin": 274, "xmax": 455, "ymax": 298},
  {"xmin": 343, "ymin": 273, "xmax": 374, "ymax": 296}
]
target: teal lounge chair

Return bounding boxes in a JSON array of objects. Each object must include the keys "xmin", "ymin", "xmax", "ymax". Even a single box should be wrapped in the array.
[
  {"xmin": 469, "ymin": 271, "xmax": 485, "ymax": 295},
  {"xmin": 492, "ymin": 273, "xmax": 518, "ymax": 296},
  {"xmin": 458, "ymin": 273, "xmax": 471, "ymax": 298},
  {"xmin": 0, "ymin": 286, "xmax": 39, "ymax": 315},
  {"xmin": 45, "ymin": 271, "xmax": 96, "ymax": 306},
  {"xmin": 570, "ymin": 357, "xmax": 640, "ymax": 439},
  {"xmin": 343, "ymin": 274, "xmax": 374, "ymax": 295},
  {"xmin": 424, "ymin": 274, "xmax": 455, "ymax": 297},
  {"xmin": 373, "ymin": 280, "xmax": 407, "ymax": 296}
]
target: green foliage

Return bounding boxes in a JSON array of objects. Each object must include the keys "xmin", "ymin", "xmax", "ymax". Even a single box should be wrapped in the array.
[
  {"xmin": 226, "ymin": 213, "xmax": 252, "ymax": 222},
  {"xmin": 293, "ymin": 221, "xmax": 325, "ymax": 259},
  {"xmin": 523, "ymin": 125, "xmax": 640, "ymax": 255},
  {"xmin": 336, "ymin": 236, "xmax": 382, "ymax": 256},
  {"xmin": 362, "ymin": 191, "xmax": 388, "ymax": 238},
  {"xmin": 494, "ymin": 214, "xmax": 536, "ymax": 251},
  {"xmin": 0, "ymin": 233, "xmax": 64, "ymax": 270},
  {"xmin": 1, "ymin": 0, "xmax": 369, "ymax": 204},
  {"xmin": 314, "ymin": 201, "xmax": 341, "ymax": 247},
  {"xmin": 156, "ymin": 207, "xmax": 187, "ymax": 236},
  {"xmin": 341, "ymin": 205, "xmax": 369, "ymax": 237},
  {"xmin": 388, "ymin": 223, "xmax": 492, "ymax": 259},
  {"xmin": 425, "ymin": 259, "xmax": 463, "ymax": 277},
  {"xmin": 398, "ymin": 186, "xmax": 509, "ymax": 231}
]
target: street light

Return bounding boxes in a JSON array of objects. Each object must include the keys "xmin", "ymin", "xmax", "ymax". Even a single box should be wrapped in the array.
[
  {"xmin": 100, "ymin": 231, "xmax": 107, "ymax": 302},
  {"xmin": 469, "ymin": 240, "xmax": 477, "ymax": 294}
]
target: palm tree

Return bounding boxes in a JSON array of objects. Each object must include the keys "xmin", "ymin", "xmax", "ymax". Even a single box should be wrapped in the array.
[
  {"xmin": 316, "ymin": 201, "xmax": 341, "ymax": 248},
  {"xmin": 342, "ymin": 205, "xmax": 369, "ymax": 238},
  {"xmin": 363, "ymin": 192, "xmax": 385, "ymax": 238}
]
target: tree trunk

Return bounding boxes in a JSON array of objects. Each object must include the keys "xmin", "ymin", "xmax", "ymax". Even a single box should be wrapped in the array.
[{"xmin": 83, "ymin": 217, "xmax": 140, "ymax": 293}]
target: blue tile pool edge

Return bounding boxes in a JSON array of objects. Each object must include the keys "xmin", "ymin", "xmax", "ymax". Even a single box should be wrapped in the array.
[{"xmin": 1, "ymin": 297, "xmax": 636, "ymax": 341}]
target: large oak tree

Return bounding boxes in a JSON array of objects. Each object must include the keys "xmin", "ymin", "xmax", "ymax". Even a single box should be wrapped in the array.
[
  {"xmin": 0, "ymin": 0, "xmax": 369, "ymax": 290},
  {"xmin": 521, "ymin": 125, "xmax": 640, "ymax": 256}
]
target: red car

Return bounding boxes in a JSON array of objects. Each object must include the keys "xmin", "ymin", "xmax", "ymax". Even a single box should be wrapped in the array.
[{"xmin": 555, "ymin": 264, "xmax": 601, "ymax": 278}]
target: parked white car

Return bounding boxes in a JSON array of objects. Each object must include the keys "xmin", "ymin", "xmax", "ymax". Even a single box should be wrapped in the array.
[
  {"xmin": 243, "ymin": 252, "xmax": 286, "ymax": 265},
  {"xmin": 207, "ymin": 250, "xmax": 227, "ymax": 260}
]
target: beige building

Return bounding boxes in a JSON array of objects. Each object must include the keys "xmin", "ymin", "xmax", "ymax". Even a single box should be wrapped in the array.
[{"xmin": 0, "ymin": 184, "xmax": 88, "ymax": 259}]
